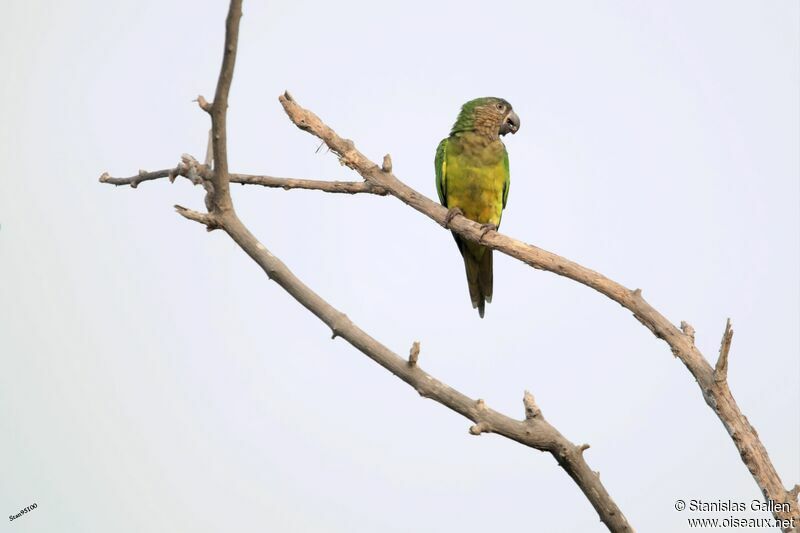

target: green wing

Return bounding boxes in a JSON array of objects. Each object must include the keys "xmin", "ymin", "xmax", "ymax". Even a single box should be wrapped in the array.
[
  {"xmin": 502, "ymin": 146, "xmax": 510, "ymax": 209},
  {"xmin": 435, "ymin": 138, "xmax": 449, "ymax": 206}
]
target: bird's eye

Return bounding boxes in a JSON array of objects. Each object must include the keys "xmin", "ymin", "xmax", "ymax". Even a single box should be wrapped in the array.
[{"xmin": 496, "ymin": 103, "xmax": 505, "ymax": 111}]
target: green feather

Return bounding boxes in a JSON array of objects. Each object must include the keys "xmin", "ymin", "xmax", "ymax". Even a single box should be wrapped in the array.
[
  {"xmin": 451, "ymin": 97, "xmax": 511, "ymax": 135},
  {"xmin": 502, "ymin": 149, "xmax": 510, "ymax": 208},
  {"xmin": 436, "ymin": 98, "xmax": 514, "ymax": 318},
  {"xmin": 435, "ymin": 138, "xmax": 448, "ymax": 206}
]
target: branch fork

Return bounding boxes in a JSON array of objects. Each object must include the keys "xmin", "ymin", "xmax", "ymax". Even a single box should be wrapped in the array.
[{"xmin": 98, "ymin": 1, "xmax": 797, "ymax": 530}]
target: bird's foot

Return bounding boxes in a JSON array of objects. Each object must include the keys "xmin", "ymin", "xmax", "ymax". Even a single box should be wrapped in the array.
[
  {"xmin": 479, "ymin": 223, "xmax": 498, "ymax": 243},
  {"xmin": 444, "ymin": 207, "xmax": 464, "ymax": 228}
]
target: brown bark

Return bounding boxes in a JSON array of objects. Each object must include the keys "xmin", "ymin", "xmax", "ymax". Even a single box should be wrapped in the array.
[
  {"xmin": 98, "ymin": 0, "xmax": 798, "ymax": 531},
  {"xmin": 276, "ymin": 93, "xmax": 799, "ymax": 530}
]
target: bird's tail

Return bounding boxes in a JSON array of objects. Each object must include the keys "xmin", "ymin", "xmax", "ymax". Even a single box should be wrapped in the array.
[{"xmin": 458, "ymin": 238, "xmax": 493, "ymax": 318}]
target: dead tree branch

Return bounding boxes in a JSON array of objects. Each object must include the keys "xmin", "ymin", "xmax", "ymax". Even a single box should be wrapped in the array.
[
  {"xmin": 277, "ymin": 94, "xmax": 800, "ymax": 528},
  {"xmin": 99, "ymin": 0, "xmax": 633, "ymax": 531},
  {"xmin": 98, "ymin": 0, "xmax": 799, "ymax": 530},
  {"xmin": 219, "ymin": 212, "xmax": 632, "ymax": 531},
  {"xmin": 99, "ymin": 167, "xmax": 387, "ymax": 195}
]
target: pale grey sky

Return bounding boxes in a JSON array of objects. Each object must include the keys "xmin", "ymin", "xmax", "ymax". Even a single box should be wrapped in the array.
[{"xmin": 1, "ymin": 1, "xmax": 798, "ymax": 532}]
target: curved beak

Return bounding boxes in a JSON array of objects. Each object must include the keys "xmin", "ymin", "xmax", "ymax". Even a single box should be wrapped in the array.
[{"xmin": 500, "ymin": 110, "xmax": 520, "ymax": 136}]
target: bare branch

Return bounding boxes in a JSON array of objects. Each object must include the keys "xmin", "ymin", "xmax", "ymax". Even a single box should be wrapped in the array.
[
  {"xmin": 98, "ymin": 0, "xmax": 796, "ymax": 530},
  {"xmin": 205, "ymin": 0, "xmax": 243, "ymax": 213},
  {"xmin": 715, "ymin": 318, "xmax": 733, "ymax": 383},
  {"xmin": 230, "ymin": 174, "xmax": 386, "ymax": 195},
  {"xmin": 100, "ymin": 169, "xmax": 172, "ymax": 189},
  {"xmin": 174, "ymin": 205, "xmax": 219, "ymax": 230},
  {"xmin": 220, "ymin": 212, "xmax": 633, "ymax": 531},
  {"xmin": 99, "ymin": 2, "xmax": 633, "ymax": 528},
  {"xmin": 278, "ymin": 93, "xmax": 799, "ymax": 527},
  {"xmin": 99, "ymin": 166, "xmax": 387, "ymax": 195}
]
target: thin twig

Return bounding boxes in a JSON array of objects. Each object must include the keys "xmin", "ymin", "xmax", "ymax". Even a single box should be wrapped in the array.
[
  {"xmin": 99, "ymin": 166, "xmax": 387, "ymax": 195},
  {"xmin": 205, "ymin": 0, "xmax": 243, "ymax": 213},
  {"xmin": 174, "ymin": 205, "xmax": 219, "ymax": 230}
]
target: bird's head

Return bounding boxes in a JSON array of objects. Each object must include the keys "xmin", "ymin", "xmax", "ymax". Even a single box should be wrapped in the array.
[{"xmin": 451, "ymin": 97, "xmax": 520, "ymax": 138}]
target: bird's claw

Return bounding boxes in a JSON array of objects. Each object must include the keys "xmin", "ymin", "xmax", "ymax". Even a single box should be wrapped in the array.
[
  {"xmin": 444, "ymin": 207, "xmax": 464, "ymax": 228},
  {"xmin": 479, "ymin": 223, "xmax": 498, "ymax": 243}
]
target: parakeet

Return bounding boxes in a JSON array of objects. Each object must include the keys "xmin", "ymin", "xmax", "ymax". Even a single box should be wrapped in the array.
[{"xmin": 435, "ymin": 97, "xmax": 520, "ymax": 318}]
